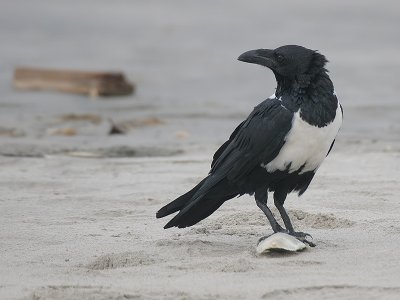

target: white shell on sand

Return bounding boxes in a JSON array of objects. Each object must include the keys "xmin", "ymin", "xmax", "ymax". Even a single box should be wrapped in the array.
[{"xmin": 256, "ymin": 232, "xmax": 306, "ymax": 254}]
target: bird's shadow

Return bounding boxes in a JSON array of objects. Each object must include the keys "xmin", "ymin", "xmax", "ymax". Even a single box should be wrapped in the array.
[{"xmin": 255, "ymin": 248, "xmax": 308, "ymax": 258}]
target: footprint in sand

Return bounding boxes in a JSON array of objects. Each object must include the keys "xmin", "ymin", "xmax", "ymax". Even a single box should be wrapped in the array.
[
  {"xmin": 86, "ymin": 251, "xmax": 158, "ymax": 270},
  {"xmin": 262, "ymin": 285, "xmax": 400, "ymax": 300},
  {"xmin": 24, "ymin": 285, "xmax": 137, "ymax": 300},
  {"xmin": 185, "ymin": 210, "xmax": 355, "ymax": 238}
]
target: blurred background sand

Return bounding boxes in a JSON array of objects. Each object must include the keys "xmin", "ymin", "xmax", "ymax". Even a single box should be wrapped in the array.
[{"xmin": 0, "ymin": 1, "xmax": 399, "ymax": 299}]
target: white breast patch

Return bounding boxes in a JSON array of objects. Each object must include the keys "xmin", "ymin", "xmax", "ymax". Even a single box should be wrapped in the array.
[{"xmin": 261, "ymin": 103, "xmax": 342, "ymax": 174}]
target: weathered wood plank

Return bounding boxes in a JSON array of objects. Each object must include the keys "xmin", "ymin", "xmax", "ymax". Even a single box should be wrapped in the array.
[{"xmin": 14, "ymin": 67, "xmax": 134, "ymax": 97}]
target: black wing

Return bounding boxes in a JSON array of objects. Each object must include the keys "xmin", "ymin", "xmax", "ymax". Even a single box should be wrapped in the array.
[
  {"xmin": 210, "ymin": 98, "xmax": 293, "ymax": 186},
  {"xmin": 211, "ymin": 120, "xmax": 246, "ymax": 169},
  {"xmin": 326, "ymin": 103, "xmax": 343, "ymax": 157}
]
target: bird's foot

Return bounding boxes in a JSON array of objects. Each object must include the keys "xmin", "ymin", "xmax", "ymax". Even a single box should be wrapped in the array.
[
  {"xmin": 289, "ymin": 231, "xmax": 316, "ymax": 247},
  {"xmin": 274, "ymin": 223, "xmax": 286, "ymax": 233},
  {"xmin": 269, "ymin": 225, "xmax": 316, "ymax": 247}
]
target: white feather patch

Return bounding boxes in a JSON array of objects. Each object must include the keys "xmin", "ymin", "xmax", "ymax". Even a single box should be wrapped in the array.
[{"xmin": 261, "ymin": 103, "xmax": 342, "ymax": 174}]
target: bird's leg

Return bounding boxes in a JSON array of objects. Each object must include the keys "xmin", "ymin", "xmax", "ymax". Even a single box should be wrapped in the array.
[
  {"xmin": 274, "ymin": 190, "xmax": 316, "ymax": 247},
  {"xmin": 255, "ymin": 189, "xmax": 285, "ymax": 234}
]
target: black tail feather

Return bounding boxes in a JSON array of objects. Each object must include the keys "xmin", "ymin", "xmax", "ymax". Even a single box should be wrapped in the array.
[
  {"xmin": 163, "ymin": 196, "xmax": 226, "ymax": 229},
  {"xmin": 156, "ymin": 178, "xmax": 207, "ymax": 219},
  {"xmin": 161, "ymin": 178, "xmax": 238, "ymax": 229}
]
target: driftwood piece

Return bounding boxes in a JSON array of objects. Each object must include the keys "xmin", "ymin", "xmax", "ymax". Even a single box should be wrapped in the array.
[{"xmin": 14, "ymin": 67, "xmax": 134, "ymax": 97}]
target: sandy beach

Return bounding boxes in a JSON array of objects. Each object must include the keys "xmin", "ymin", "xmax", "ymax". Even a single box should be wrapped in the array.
[{"xmin": 1, "ymin": 1, "xmax": 400, "ymax": 299}]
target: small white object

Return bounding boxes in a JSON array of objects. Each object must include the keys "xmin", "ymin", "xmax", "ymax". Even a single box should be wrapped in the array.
[{"xmin": 256, "ymin": 232, "xmax": 306, "ymax": 254}]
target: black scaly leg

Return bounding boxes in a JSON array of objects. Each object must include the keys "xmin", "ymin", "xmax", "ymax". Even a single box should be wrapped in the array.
[
  {"xmin": 273, "ymin": 189, "xmax": 316, "ymax": 247},
  {"xmin": 273, "ymin": 189, "xmax": 295, "ymax": 233},
  {"xmin": 254, "ymin": 188, "xmax": 285, "ymax": 233}
]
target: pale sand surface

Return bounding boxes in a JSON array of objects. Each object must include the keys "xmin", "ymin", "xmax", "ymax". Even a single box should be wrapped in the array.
[
  {"xmin": 1, "ymin": 1, "xmax": 400, "ymax": 299},
  {"xmin": 1, "ymin": 149, "xmax": 400, "ymax": 299}
]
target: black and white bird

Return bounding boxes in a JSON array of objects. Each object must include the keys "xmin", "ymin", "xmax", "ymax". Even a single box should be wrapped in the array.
[{"xmin": 156, "ymin": 45, "xmax": 342, "ymax": 244}]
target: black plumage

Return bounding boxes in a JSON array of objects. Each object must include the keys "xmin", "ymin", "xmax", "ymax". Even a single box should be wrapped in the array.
[{"xmin": 156, "ymin": 45, "xmax": 342, "ymax": 243}]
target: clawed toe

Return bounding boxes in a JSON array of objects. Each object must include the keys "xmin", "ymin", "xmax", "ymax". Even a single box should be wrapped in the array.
[
  {"xmin": 275, "ymin": 224, "xmax": 286, "ymax": 233},
  {"xmin": 290, "ymin": 231, "xmax": 316, "ymax": 247},
  {"xmin": 291, "ymin": 231, "xmax": 313, "ymax": 239}
]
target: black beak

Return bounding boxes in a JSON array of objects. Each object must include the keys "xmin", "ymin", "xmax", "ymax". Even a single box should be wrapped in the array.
[{"xmin": 238, "ymin": 49, "xmax": 276, "ymax": 69}]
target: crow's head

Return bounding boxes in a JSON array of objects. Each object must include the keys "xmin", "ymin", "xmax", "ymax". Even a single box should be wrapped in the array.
[{"xmin": 238, "ymin": 45, "xmax": 327, "ymax": 79}]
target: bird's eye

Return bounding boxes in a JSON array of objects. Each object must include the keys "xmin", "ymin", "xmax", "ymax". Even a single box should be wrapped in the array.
[{"xmin": 275, "ymin": 53, "xmax": 284, "ymax": 63}]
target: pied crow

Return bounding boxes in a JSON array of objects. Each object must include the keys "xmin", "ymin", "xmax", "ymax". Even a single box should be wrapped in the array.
[{"xmin": 156, "ymin": 45, "xmax": 342, "ymax": 245}]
